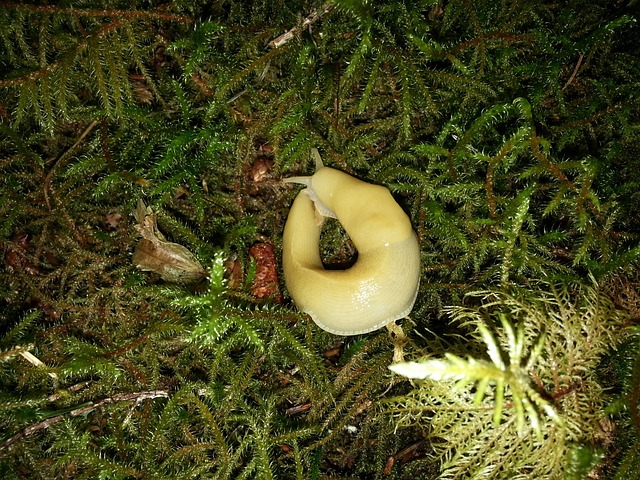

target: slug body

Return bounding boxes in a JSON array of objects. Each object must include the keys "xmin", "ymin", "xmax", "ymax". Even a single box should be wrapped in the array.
[{"xmin": 282, "ymin": 164, "xmax": 420, "ymax": 335}]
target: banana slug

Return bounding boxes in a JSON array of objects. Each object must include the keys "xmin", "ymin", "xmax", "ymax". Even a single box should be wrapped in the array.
[{"xmin": 282, "ymin": 151, "xmax": 421, "ymax": 335}]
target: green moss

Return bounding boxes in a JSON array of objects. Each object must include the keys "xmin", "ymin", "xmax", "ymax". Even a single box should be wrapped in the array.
[{"xmin": 0, "ymin": 0, "xmax": 638, "ymax": 478}]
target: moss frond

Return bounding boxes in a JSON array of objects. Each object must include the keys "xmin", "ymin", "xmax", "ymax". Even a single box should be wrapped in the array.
[
  {"xmin": 0, "ymin": 0, "xmax": 638, "ymax": 478},
  {"xmin": 387, "ymin": 280, "xmax": 628, "ymax": 479}
]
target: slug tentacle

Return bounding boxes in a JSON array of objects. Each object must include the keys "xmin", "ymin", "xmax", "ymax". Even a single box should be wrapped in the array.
[
  {"xmin": 282, "ymin": 172, "xmax": 336, "ymax": 218},
  {"xmin": 281, "ymin": 176, "xmax": 311, "ymax": 186},
  {"xmin": 282, "ymin": 160, "xmax": 421, "ymax": 336},
  {"xmin": 311, "ymin": 147, "xmax": 325, "ymax": 170}
]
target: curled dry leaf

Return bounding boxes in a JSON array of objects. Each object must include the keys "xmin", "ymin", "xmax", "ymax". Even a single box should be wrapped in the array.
[
  {"xmin": 249, "ymin": 242, "xmax": 282, "ymax": 302},
  {"xmin": 284, "ymin": 402, "xmax": 312, "ymax": 415},
  {"xmin": 246, "ymin": 156, "xmax": 274, "ymax": 196},
  {"xmin": 4, "ymin": 233, "xmax": 42, "ymax": 276},
  {"xmin": 224, "ymin": 255, "xmax": 244, "ymax": 290},
  {"xmin": 105, "ymin": 212, "xmax": 122, "ymax": 229},
  {"xmin": 251, "ymin": 157, "xmax": 273, "ymax": 183},
  {"xmin": 132, "ymin": 199, "xmax": 206, "ymax": 284},
  {"xmin": 129, "ymin": 74, "xmax": 154, "ymax": 105}
]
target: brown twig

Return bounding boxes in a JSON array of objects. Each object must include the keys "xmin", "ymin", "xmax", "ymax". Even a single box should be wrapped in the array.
[
  {"xmin": 0, "ymin": 390, "xmax": 169, "ymax": 454},
  {"xmin": 554, "ymin": 103, "xmax": 624, "ymax": 131},
  {"xmin": 190, "ymin": 73, "xmax": 215, "ymax": 97},
  {"xmin": 416, "ymin": 190, "xmax": 427, "ymax": 244},
  {"xmin": 104, "ymin": 335, "xmax": 149, "ymax": 358},
  {"xmin": 486, "ymin": 160, "xmax": 497, "ymax": 219},
  {"xmin": 450, "ymin": 32, "xmax": 534, "ymax": 55},
  {"xmin": 529, "ymin": 135, "xmax": 576, "ymax": 190},
  {"xmin": 485, "ymin": 133, "xmax": 526, "ymax": 218},
  {"xmin": 42, "ymin": 120, "xmax": 99, "ymax": 244},
  {"xmin": 562, "ymin": 53, "xmax": 584, "ymax": 91},
  {"xmin": 0, "ymin": 5, "xmax": 191, "ymax": 88},
  {"xmin": 0, "ymin": 2, "xmax": 192, "ymax": 23},
  {"xmin": 0, "ymin": 18, "xmax": 131, "ymax": 87},
  {"xmin": 268, "ymin": 2, "xmax": 334, "ymax": 48},
  {"xmin": 383, "ymin": 441, "xmax": 427, "ymax": 475},
  {"xmin": 44, "ymin": 120, "xmax": 99, "ymax": 208}
]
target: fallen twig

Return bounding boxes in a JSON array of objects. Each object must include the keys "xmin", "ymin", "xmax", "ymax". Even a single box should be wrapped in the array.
[
  {"xmin": 562, "ymin": 53, "xmax": 584, "ymax": 91},
  {"xmin": 0, "ymin": 390, "xmax": 169, "ymax": 454},
  {"xmin": 268, "ymin": 2, "xmax": 334, "ymax": 48}
]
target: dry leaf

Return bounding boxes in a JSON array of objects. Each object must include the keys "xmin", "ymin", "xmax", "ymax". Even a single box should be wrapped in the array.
[
  {"xmin": 249, "ymin": 243, "xmax": 282, "ymax": 302},
  {"xmin": 105, "ymin": 212, "xmax": 122, "ymax": 229},
  {"xmin": 129, "ymin": 74, "xmax": 154, "ymax": 105},
  {"xmin": 224, "ymin": 255, "xmax": 244, "ymax": 290},
  {"xmin": 132, "ymin": 199, "xmax": 206, "ymax": 284},
  {"xmin": 4, "ymin": 233, "xmax": 41, "ymax": 276},
  {"xmin": 284, "ymin": 403, "xmax": 312, "ymax": 415},
  {"xmin": 251, "ymin": 157, "xmax": 273, "ymax": 183}
]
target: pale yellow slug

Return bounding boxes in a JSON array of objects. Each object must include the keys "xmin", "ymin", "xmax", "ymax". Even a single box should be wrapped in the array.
[{"xmin": 282, "ymin": 152, "xmax": 421, "ymax": 335}]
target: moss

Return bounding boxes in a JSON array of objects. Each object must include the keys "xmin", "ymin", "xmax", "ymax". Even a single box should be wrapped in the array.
[{"xmin": 0, "ymin": 0, "xmax": 638, "ymax": 478}]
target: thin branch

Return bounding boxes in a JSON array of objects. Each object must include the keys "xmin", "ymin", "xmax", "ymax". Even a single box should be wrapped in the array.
[
  {"xmin": 0, "ymin": 2, "xmax": 192, "ymax": 23},
  {"xmin": 554, "ymin": 103, "xmax": 624, "ymax": 131},
  {"xmin": 0, "ymin": 390, "xmax": 169, "ymax": 454},
  {"xmin": 562, "ymin": 53, "xmax": 584, "ymax": 91},
  {"xmin": 43, "ymin": 119, "xmax": 99, "ymax": 244},
  {"xmin": 0, "ymin": 4, "xmax": 192, "ymax": 88},
  {"xmin": 0, "ymin": 20, "xmax": 128, "ymax": 87},
  {"xmin": 268, "ymin": 3, "xmax": 334, "ymax": 48},
  {"xmin": 44, "ymin": 119, "xmax": 99, "ymax": 209},
  {"xmin": 486, "ymin": 159, "xmax": 497, "ymax": 219},
  {"xmin": 462, "ymin": 0, "xmax": 486, "ymax": 73},
  {"xmin": 631, "ymin": 353, "xmax": 640, "ymax": 434},
  {"xmin": 529, "ymin": 135, "xmax": 576, "ymax": 190},
  {"xmin": 450, "ymin": 32, "xmax": 534, "ymax": 55}
]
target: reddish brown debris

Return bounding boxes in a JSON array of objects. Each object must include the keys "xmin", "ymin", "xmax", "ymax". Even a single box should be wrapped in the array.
[
  {"xmin": 284, "ymin": 402, "xmax": 312, "ymax": 415},
  {"xmin": 383, "ymin": 441, "xmax": 428, "ymax": 476},
  {"xmin": 224, "ymin": 255, "xmax": 244, "ymax": 290},
  {"xmin": 322, "ymin": 342, "xmax": 344, "ymax": 367},
  {"xmin": 249, "ymin": 243, "xmax": 282, "ymax": 303},
  {"xmin": 104, "ymin": 212, "xmax": 122, "ymax": 229},
  {"xmin": 251, "ymin": 157, "xmax": 273, "ymax": 183},
  {"xmin": 4, "ymin": 233, "xmax": 42, "ymax": 276},
  {"xmin": 129, "ymin": 74, "xmax": 154, "ymax": 105}
]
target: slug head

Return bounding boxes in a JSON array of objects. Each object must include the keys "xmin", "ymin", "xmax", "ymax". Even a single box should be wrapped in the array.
[
  {"xmin": 283, "ymin": 172, "xmax": 337, "ymax": 218},
  {"xmin": 283, "ymin": 155, "xmax": 414, "ymax": 246},
  {"xmin": 308, "ymin": 167, "xmax": 414, "ymax": 247}
]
